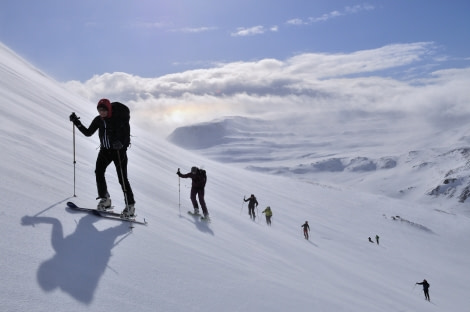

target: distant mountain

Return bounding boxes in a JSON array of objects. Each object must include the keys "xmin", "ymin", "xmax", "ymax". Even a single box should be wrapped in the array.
[{"xmin": 168, "ymin": 115, "xmax": 470, "ymax": 205}]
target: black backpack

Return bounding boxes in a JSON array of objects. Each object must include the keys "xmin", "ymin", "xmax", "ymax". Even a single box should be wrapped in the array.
[
  {"xmin": 111, "ymin": 102, "xmax": 131, "ymax": 147},
  {"xmin": 112, "ymin": 102, "xmax": 130, "ymax": 122},
  {"xmin": 195, "ymin": 168, "xmax": 207, "ymax": 187}
]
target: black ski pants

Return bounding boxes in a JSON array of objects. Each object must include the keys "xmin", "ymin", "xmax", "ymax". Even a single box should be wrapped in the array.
[
  {"xmin": 248, "ymin": 206, "xmax": 256, "ymax": 219},
  {"xmin": 95, "ymin": 148, "xmax": 135, "ymax": 205},
  {"xmin": 423, "ymin": 289, "xmax": 430, "ymax": 301},
  {"xmin": 190, "ymin": 187, "xmax": 208, "ymax": 216}
]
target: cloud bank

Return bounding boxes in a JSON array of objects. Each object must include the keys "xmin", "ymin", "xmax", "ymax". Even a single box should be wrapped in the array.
[{"xmin": 64, "ymin": 42, "xmax": 470, "ymax": 136}]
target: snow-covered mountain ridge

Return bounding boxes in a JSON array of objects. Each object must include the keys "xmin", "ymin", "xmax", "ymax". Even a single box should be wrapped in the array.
[
  {"xmin": 168, "ymin": 116, "xmax": 470, "ymax": 204},
  {"xmin": 1, "ymin": 41, "xmax": 469, "ymax": 312}
]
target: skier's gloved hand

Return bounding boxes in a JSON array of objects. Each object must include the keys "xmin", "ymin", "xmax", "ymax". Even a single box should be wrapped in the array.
[
  {"xmin": 112, "ymin": 141, "xmax": 123, "ymax": 150},
  {"xmin": 69, "ymin": 113, "xmax": 82, "ymax": 127},
  {"xmin": 21, "ymin": 215, "xmax": 36, "ymax": 226},
  {"xmin": 69, "ymin": 112, "xmax": 79, "ymax": 122}
]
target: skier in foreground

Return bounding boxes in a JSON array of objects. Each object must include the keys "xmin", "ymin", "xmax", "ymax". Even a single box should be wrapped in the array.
[
  {"xmin": 301, "ymin": 221, "xmax": 310, "ymax": 240},
  {"xmin": 416, "ymin": 279, "xmax": 430, "ymax": 301},
  {"xmin": 244, "ymin": 194, "xmax": 259, "ymax": 220},
  {"xmin": 69, "ymin": 99, "xmax": 136, "ymax": 218},
  {"xmin": 177, "ymin": 167, "xmax": 209, "ymax": 219}
]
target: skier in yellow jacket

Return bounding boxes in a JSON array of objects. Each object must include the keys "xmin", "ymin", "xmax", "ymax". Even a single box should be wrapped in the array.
[{"xmin": 262, "ymin": 206, "xmax": 273, "ymax": 226}]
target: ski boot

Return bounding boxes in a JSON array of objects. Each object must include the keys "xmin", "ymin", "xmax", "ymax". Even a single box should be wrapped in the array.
[
  {"xmin": 121, "ymin": 204, "xmax": 135, "ymax": 219},
  {"xmin": 188, "ymin": 208, "xmax": 200, "ymax": 217},
  {"xmin": 189, "ymin": 208, "xmax": 200, "ymax": 215},
  {"xmin": 201, "ymin": 213, "xmax": 211, "ymax": 222},
  {"xmin": 97, "ymin": 194, "xmax": 112, "ymax": 211}
]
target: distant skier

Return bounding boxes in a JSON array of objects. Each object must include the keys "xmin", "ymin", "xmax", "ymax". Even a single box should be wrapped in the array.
[
  {"xmin": 301, "ymin": 221, "xmax": 310, "ymax": 240},
  {"xmin": 69, "ymin": 99, "xmax": 136, "ymax": 218},
  {"xmin": 375, "ymin": 234, "xmax": 380, "ymax": 245},
  {"xmin": 262, "ymin": 206, "xmax": 273, "ymax": 226},
  {"xmin": 416, "ymin": 279, "xmax": 430, "ymax": 301},
  {"xmin": 177, "ymin": 167, "xmax": 209, "ymax": 218},
  {"xmin": 244, "ymin": 194, "xmax": 258, "ymax": 220},
  {"xmin": 368, "ymin": 237, "xmax": 374, "ymax": 243}
]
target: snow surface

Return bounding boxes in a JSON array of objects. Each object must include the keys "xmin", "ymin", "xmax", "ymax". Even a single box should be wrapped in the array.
[{"xmin": 1, "ymin": 41, "xmax": 470, "ymax": 311}]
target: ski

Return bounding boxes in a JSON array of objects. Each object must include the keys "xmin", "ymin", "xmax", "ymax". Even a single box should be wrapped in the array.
[
  {"xmin": 187, "ymin": 211, "xmax": 201, "ymax": 216},
  {"xmin": 67, "ymin": 202, "xmax": 119, "ymax": 216},
  {"xmin": 89, "ymin": 212, "xmax": 148, "ymax": 226},
  {"xmin": 66, "ymin": 202, "xmax": 148, "ymax": 225}
]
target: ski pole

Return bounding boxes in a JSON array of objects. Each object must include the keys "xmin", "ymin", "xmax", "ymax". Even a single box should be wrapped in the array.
[
  {"xmin": 116, "ymin": 149, "xmax": 135, "ymax": 228},
  {"xmin": 240, "ymin": 197, "xmax": 245, "ymax": 215},
  {"xmin": 72, "ymin": 121, "xmax": 77, "ymax": 197},
  {"xmin": 116, "ymin": 149, "xmax": 129, "ymax": 208},
  {"xmin": 178, "ymin": 168, "xmax": 181, "ymax": 215}
]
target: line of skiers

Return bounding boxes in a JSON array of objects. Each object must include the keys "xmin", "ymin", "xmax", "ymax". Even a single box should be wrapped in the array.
[
  {"xmin": 68, "ymin": 99, "xmax": 311, "ymax": 234},
  {"xmin": 66, "ymin": 99, "xmax": 356, "ymax": 242},
  {"xmin": 70, "ymin": 100, "xmax": 431, "ymax": 303},
  {"xmin": 68, "ymin": 100, "xmax": 268, "ymax": 225}
]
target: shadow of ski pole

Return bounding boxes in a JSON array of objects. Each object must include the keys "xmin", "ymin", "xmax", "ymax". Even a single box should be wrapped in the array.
[{"xmin": 33, "ymin": 196, "xmax": 75, "ymax": 218}]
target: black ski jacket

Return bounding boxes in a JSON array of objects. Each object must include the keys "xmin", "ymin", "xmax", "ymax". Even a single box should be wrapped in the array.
[
  {"xmin": 178, "ymin": 171, "xmax": 207, "ymax": 189},
  {"xmin": 417, "ymin": 281, "xmax": 430, "ymax": 291},
  {"xmin": 76, "ymin": 102, "xmax": 130, "ymax": 150},
  {"xmin": 244, "ymin": 196, "xmax": 258, "ymax": 208}
]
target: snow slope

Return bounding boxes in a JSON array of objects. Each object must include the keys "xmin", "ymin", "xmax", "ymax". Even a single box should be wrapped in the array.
[{"xmin": 1, "ymin": 41, "xmax": 469, "ymax": 312}]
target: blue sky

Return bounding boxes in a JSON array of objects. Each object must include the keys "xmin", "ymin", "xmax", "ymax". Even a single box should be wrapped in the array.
[{"xmin": 1, "ymin": 0, "xmax": 469, "ymax": 82}]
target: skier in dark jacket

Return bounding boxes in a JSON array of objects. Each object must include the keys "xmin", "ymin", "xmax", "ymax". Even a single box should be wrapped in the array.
[
  {"xmin": 69, "ymin": 99, "xmax": 136, "ymax": 218},
  {"xmin": 416, "ymin": 279, "xmax": 430, "ymax": 301},
  {"xmin": 244, "ymin": 194, "xmax": 258, "ymax": 220},
  {"xmin": 177, "ymin": 167, "xmax": 209, "ymax": 218},
  {"xmin": 301, "ymin": 221, "xmax": 310, "ymax": 240}
]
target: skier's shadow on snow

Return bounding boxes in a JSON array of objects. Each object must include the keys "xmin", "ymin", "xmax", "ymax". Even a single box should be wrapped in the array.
[
  {"xmin": 21, "ymin": 209, "xmax": 130, "ymax": 305},
  {"xmin": 181, "ymin": 213, "xmax": 214, "ymax": 235},
  {"xmin": 307, "ymin": 240, "xmax": 319, "ymax": 247}
]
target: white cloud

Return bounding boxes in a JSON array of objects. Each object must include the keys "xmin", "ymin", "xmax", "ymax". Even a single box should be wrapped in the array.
[
  {"xmin": 270, "ymin": 25, "xmax": 279, "ymax": 32},
  {"xmin": 64, "ymin": 42, "xmax": 470, "ymax": 136},
  {"xmin": 310, "ymin": 10, "xmax": 342, "ymax": 23},
  {"xmin": 288, "ymin": 4, "xmax": 375, "ymax": 25},
  {"xmin": 230, "ymin": 25, "xmax": 279, "ymax": 37},
  {"xmin": 231, "ymin": 25, "xmax": 266, "ymax": 37},
  {"xmin": 172, "ymin": 26, "xmax": 217, "ymax": 33},
  {"xmin": 286, "ymin": 18, "xmax": 304, "ymax": 25},
  {"xmin": 345, "ymin": 4, "xmax": 375, "ymax": 14}
]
